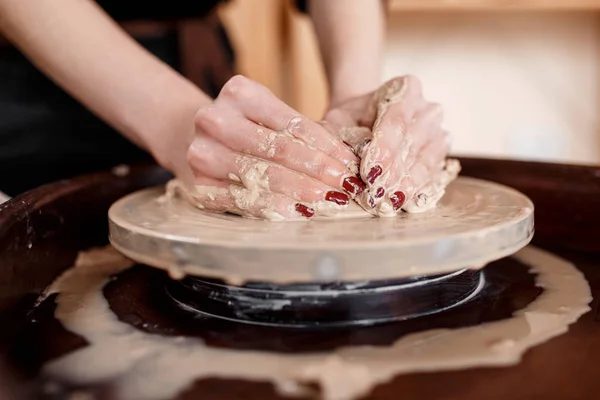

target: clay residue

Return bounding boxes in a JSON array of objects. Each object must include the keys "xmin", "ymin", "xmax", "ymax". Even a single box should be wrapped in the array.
[
  {"xmin": 0, "ymin": 191, "xmax": 10, "ymax": 205},
  {"xmin": 173, "ymin": 78, "xmax": 458, "ymax": 221},
  {"xmin": 109, "ymin": 177, "xmax": 534, "ymax": 284},
  {"xmin": 41, "ymin": 245, "xmax": 590, "ymax": 400},
  {"xmin": 402, "ymin": 158, "xmax": 462, "ymax": 213},
  {"xmin": 353, "ymin": 77, "xmax": 461, "ymax": 216}
]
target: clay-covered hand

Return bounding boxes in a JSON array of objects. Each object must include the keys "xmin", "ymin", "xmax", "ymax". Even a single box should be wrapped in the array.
[
  {"xmin": 178, "ymin": 75, "xmax": 364, "ymax": 220},
  {"xmin": 323, "ymin": 76, "xmax": 460, "ymax": 216}
]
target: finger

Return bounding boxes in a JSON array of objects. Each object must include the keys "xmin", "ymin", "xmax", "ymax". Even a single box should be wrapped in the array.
[
  {"xmin": 366, "ymin": 130, "xmax": 452, "ymax": 215},
  {"xmin": 405, "ymin": 129, "xmax": 451, "ymax": 187},
  {"xmin": 166, "ymin": 177, "xmax": 315, "ymax": 220},
  {"xmin": 334, "ymin": 126, "xmax": 373, "ymax": 156},
  {"xmin": 214, "ymin": 75, "xmax": 358, "ymax": 170},
  {"xmin": 194, "ymin": 105, "xmax": 365, "ymax": 197},
  {"xmin": 402, "ymin": 158, "xmax": 461, "ymax": 213},
  {"xmin": 187, "ymin": 135, "xmax": 352, "ymax": 209},
  {"xmin": 360, "ymin": 76, "xmax": 429, "ymax": 186},
  {"xmin": 368, "ymin": 102, "xmax": 444, "ymax": 192},
  {"xmin": 317, "ymin": 120, "xmax": 372, "ymax": 169},
  {"xmin": 356, "ymin": 105, "xmax": 445, "ymax": 212},
  {"xmin": 400, "ymin": 103, "xmax": 445, "ymax": 169}
]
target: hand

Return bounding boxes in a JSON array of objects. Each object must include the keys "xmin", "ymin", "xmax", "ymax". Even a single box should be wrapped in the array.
[
  {"xmin": 323, "ymin": 76, "xmax": 459, "ymax": 216},
  {"xmin": 180, "ymin": 75, "xmax": 364, "ymax": 220}
]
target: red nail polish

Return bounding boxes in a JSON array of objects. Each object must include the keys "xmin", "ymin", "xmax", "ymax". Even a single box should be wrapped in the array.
[
  {"xmin": 390, "ymin": 191, "xmax": 406, "ymax": 210},
  {"xmin": 375, "ymin": 187, "xmax": 385, "ymax": 198},
  {"xmin": 366, "ymin": 165, "xmax": 382, "ymax": 185},
  {"xmin": 295, "ymin": 204, "xmax": 315, "ymax": 218},
  {"xmin": 326, "ymin": 191, "xmax": 350, "ymax": 205},
  {"xmin": 342, "ymin": 176, "xmax": 366, "ymax": 196},
  {"xmin": 343, "ymin": 141, "xmax": 353, "ymax": 148}
]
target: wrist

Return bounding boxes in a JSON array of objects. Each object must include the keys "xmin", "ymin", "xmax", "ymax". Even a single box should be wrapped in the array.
[
  {"xmin": 138, "ymin": 76, "xmax": 212, "ymax": 180},
  {"xmin": 328, "ymin": 81, "xmax": 378, "ymax": 110},
  {"xmin": 327, "ymin": 61, "xmax": 382, "ymax": 108}
]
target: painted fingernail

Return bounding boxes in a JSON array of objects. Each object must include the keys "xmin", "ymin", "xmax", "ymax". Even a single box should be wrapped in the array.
[
  {"xmin": 365, "ymin": 165, "xmax": 382, "ymax": 185},
  {"xmin": 326, "ymin": 191, "xmax": 350, "ymax": 205},
  {"xmin": 295, "ymin": 204, "xmax": 315, "ymax": 218},
  {"xmin": 374, "ymin": 187, "xmax": 385, "ymax": 198},
  {"xmin": 343, "ymin": 141, "xmax": 353, "ymax": 148},
  {"xmin": 390, "ymin": 191, "xmax": 406, "ymax": 210},
  {"xmin": 342, "ymin": 176, "xmax": 366, "ymax": 196}
]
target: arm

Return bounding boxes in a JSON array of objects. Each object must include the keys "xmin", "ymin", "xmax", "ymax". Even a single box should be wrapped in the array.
[
  {"xmin": 306, "ymin": 0, "xmax": 386, "ymax": 107},
  {"xmin": 0, "ymin": 0, "xmax": 211, "ymax": 181},
  {"xmin": 0, "ymin": 0, "xmax": 361, "ymax": 220}
]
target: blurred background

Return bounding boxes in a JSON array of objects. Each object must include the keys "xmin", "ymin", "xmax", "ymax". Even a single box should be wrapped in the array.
[{"xmin": 216, "ymin": 0, "xmax": 600, "ymax": 165}]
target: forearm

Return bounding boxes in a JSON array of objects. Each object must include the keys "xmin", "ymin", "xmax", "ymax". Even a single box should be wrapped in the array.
[
  {"xmin": 307, "ymin": 0, "xmax": 386, "ymax": 106},
  {"xmin": 0, "ymin": 0, "xmax": 211, "ymax": 178}
]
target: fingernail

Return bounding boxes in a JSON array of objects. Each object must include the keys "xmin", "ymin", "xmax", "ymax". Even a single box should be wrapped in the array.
[
  {"xmin": 342, "ymin": 176, "xmax": 366, "ymax": 196},
  {"xmin": 368, "ymin": 196, "xmax": 375, "ymax": 208},
  {"xmin": 390, "ymin": 191, "xmax": 406, "ymax": 210},
  {"xmin": 326, "ymin": 191, "xmax": 350, "ymax": 205},
  {"xmin": 286, "ymin": 116, "xmax": 303, "ymax": 135},
  {"xmin": 365, "ymin": 165, "xmax": 382, "ymax": 185},
  {"xmin": 295, "ymin": 204, "xmax": 315, "ymax": 218},
  {"xmin": 342, "ymin": 141, "xmax": 353, "ymax": 148},
  {"xmin": 415, "ymin": 193, "xmax": 429, "ymax": 206},
  {"xmin": 374, "ymin": 187, "xmax": 385, "ymax": 199}
]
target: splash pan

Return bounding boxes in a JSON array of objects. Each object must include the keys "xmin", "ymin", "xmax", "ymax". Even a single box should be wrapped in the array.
[{"xmin": 165, "ymin": 268, "xmax": 485, "ymax": 328}]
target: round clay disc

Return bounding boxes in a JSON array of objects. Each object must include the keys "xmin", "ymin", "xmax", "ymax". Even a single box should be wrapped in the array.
[{"xmin": 108, "ymin": 177, "xmax": 534, "ymax": 284}]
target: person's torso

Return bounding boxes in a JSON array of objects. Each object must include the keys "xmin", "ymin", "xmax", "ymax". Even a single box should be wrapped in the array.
[{"xmin": 96, "ymin": 0, "xmax": 223, "ymax": 21}]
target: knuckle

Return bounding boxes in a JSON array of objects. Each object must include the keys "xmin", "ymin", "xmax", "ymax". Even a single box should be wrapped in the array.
[
  {"xmin": 220, "ymin": 74, "xmax": 252, "ymax": 100},
  {"xmin": 405, "ymin": 74, "xmax": 420, "ymax": 84},
  {"xmin": 429, "ymin": 102, "xmax": 443, "ymax": 116},
  {"xmin": 405, "ymin": 74, "xmax": 421, "ymax": 87},
  {"xmin": 424, "ymin": 103, "xmax": 444, "ymax": 124},
  {"xmin": 313, "ymin": 153, "xmax": 330, "ymax": 180},
  {"xmin": 272, "ymin": 139, "xmax": 290, "ymax": 159},
  {"xmin": 187, "ymin": 138, "xmax": 212, "ymax": 173},
  {"xmin": 405, "ymin": 75, "xmax": 423, "ymax": 95},
  {"xmin": 194, "ymin": 106, "xmax": 224, "ymax": 133}
]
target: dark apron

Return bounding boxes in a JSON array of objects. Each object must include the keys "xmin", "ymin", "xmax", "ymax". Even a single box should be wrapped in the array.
[{"xmin": 0, "ymin": 10, "xmax": 234, "ymax": 196}]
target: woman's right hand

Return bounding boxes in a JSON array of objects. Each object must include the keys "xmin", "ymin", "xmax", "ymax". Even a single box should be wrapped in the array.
[{"xmin": 180, "ymin": 75, "xmax": 363, "ymax": 220}]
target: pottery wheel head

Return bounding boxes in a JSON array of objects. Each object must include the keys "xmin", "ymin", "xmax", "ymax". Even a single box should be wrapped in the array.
[{"xmin": 108, "ymin": 177, "xmax": 534, "ymax": 284}]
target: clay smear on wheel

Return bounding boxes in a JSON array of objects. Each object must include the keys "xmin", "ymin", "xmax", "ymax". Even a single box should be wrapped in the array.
[{"xmin": 41, "ymin": 245, "xmax": 590, "ymax": 400}]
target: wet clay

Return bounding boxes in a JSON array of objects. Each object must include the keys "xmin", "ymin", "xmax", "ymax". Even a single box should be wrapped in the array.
[{"xmin": 41, "ymin": 245, "xmax": 590, "ymax": 400}]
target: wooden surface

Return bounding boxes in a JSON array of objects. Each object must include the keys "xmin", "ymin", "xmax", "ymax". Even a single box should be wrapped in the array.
[
  {"xmin": 284, "ymin": 2, "xmax": 329, "ymax": 120},
  {"xmin": 459, "ymin": 157, "xmax": 600, "ymax": 253},
  {"xmin": 0, "ymin": 158, "xmax": 599, "ymax": 399},
  {"xmin": 281, "ymin": 2, "xmax": 600, "ymax": 164},
  {"xmin": 218, "ymin": 0, "xmax": 286, "ymax": 98}
]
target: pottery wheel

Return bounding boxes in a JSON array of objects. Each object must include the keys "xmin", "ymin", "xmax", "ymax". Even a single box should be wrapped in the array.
[{"xmin": 108, "ymin": 177, "xmax": 534, "ymax": 284}]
